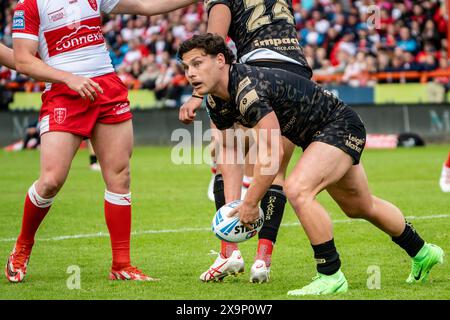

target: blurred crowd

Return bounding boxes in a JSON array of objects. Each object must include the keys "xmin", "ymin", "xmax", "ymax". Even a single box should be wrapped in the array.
[
  {"xmin": 295, "ymin": 0, "xmax": 449, "ymax": 86},
  {"xmin": 0, "ymin": 0, "xmax": 449, "ymax": 103}
]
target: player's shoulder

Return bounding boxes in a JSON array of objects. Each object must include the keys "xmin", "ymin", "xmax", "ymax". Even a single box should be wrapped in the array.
[
  {"xmin": 12, "ymin": 0, "xmax": 42, "ymax": 34},
  {"xmin": 231, "ymin": 63, "xmax": 269, "ymax": 92},
  {"xmin": 14, "ymin": 0, "xmax": 38, "ymax": 10},
  {"xmin": 13, "ymin": 0, "xmax": 54, "ymax": 15},
  {"xmin": 231, "ymin": 63, "xmax": 260, "ymax": 81}
]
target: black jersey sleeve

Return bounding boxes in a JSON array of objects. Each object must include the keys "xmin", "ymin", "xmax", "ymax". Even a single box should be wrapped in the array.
[
  {"xmin": 234, "ymin": 68, "xmax": 273, "ymax": 128},
  {"xmin": 205, "ymin": 94, "xmax": 235, "ymax": 130},
  {"xmin": 205, "ymin": 0, "xmax": 231, "ymax": 15}
]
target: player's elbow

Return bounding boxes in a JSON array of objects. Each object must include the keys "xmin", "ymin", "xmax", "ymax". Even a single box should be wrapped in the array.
[
  {"xmin": 14, "ymin": 57, "xmax": 31, "ymax": 76},
  {"xmin": 15, "ymin": 63, "xmax": 27, "ymax": 75}
]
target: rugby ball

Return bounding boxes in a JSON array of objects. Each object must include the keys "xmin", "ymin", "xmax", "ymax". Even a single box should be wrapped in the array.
[{"xmin": 212, "ymin": 200, "xmax": 264, "ymax": 243}]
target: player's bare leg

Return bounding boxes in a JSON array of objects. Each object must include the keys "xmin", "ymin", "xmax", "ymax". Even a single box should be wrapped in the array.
[
  {"xmin": 326, "ymin": 164, "xmax": 405, "ymax": 236},
  {"xmin": 285, "ymin": 142, "xmax": 352, "ymax": 244},
  {"xmin": 286, "ymin": 142, "xmax": 443, "ymax": 295},
  {"xmin": 284, "ymin": 141, "xmax": 357, "ymax": 294},
  {"xmin": 327, "ymin": 163, "xmax": 444, "ymax": 284},
  {"xmin": 91, "ymin": 120, "xmax": 158, "ymax": 281},
  {"xmin": 6, "ymin": 132, "xmax": 82, "ymax": 283}
]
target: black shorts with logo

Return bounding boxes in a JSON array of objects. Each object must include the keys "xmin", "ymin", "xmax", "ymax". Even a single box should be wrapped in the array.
[{"xmin": 308, "ymin": 106, "xmax": 367, "ymax": 165}]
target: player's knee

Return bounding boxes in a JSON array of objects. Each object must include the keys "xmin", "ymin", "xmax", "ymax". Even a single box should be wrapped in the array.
[
  {"xmin": 38, "ymin": 176, "xmax": 64, "ymax": 198},
  {"xmin": 285, "ymin": 178, "xmax": 314, "ymax": 208},
  {"xmin": 105, "ymin": 166, "xmax": 130, "ymax": 194}
]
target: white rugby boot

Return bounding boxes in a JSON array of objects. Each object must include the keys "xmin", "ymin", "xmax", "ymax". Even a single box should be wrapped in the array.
[
  {"xmin": 200, "ymin": 250, "xmax": 244, "ymax": 282},
  {"xmin": 250, "ymin": 259, "xmax": 270, "ymax": 283}
]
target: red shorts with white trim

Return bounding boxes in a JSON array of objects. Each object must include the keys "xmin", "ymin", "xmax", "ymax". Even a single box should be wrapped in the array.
[{"xmin": 39, "ymin": 73, "xmax": 132, "ymax": 138}]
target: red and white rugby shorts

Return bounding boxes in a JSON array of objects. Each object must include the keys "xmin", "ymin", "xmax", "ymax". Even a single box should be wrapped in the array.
[{"xmin": 39, "ymin": 72, "xmax": 132, "ymax": 137}]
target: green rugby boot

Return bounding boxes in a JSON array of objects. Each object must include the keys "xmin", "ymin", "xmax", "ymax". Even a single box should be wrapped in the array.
[
  {"xmin": 406, "ymin": 243, "xmax": 444, "ymax": 283},
  {"xmin": 287, "ymin": 269, "xmax": 348, "ymax": 296}
]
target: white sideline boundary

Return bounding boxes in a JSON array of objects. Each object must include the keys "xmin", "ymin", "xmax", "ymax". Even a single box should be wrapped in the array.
[{"xmin": 0, "ymin": 214, "xmax": 448, "ymax": 243}]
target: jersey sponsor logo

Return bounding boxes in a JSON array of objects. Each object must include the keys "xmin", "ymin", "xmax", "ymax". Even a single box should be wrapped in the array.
[
  {"xmin": 282, "ymin": 116, "xmax": 297, "ymax": 133},
  {"xmin": 253, "ymin": 37, "xmax": 299, "ymax": 48},
  {"xmin": 54, "ymin": 107, "xmax": 67, "ymax": 124},
  {"xmin": 87, "ymin": 0, "xmax": 98, "ymax": 11},
  {"xmin": 55, "ymin": 25, "xmax": 103, "ymax": 53},
  {"xmin": 344, "ymin": 134, "xmax": 365, "ymax": 153},
  {"xmin": 12, "ymin": 11, "xmax": 25, "ymax": 30},
  {"xmin": 48, "ymin": 8, "xmax": 65, "ymax": 23},
  {"xmin": 239, "ymin": 89, "xmax": 259, "ymax": 115},
  {"xmin": 236, "ymin": 77, "xmax": 252, "ymax": 98},
  {"xmin": 44, "ymin": 17, "xmax": 105, "ymax": 57},
  {"xmin": 13, "ymin": 11, "xmax": 25, "ymax": 18}
]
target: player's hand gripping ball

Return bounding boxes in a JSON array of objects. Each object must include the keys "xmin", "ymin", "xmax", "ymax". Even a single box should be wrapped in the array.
[{"xmin": 212, "ymin": 200, "xmax": 264, "ymax": 243}]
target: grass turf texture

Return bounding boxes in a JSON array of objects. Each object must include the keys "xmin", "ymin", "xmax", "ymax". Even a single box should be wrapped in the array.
[{"xmin": 0, "ymin": 145, "xmax": 449, "ymax": 300}]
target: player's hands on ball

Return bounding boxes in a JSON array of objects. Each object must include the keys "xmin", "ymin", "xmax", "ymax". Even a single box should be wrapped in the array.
[
  {"xmin": 229, "ymin": 201, "xmax": 260, "ymax": 229},
  {"xmin": 179, "ymin": 97, "xmax": 202, "ymax": 124},
  {"xmin": 65, "ymin": 74, "xmax": 103, "ymax": 101}
]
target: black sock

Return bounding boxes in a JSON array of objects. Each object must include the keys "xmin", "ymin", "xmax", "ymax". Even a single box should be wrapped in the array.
[
  {"xmin": 23, "ymin": 136, "xmax": 31, "ymax": 149},
  {"xmin": 258, "ymin": 185, "xmax": 286, "ymax": 243},
  {"xmin": 392, "ymin": 221, "xmax": 425, "ymax": 257},
  {"xmin": 312, "ymin": 239, "xmax": 341, "ymax": 275},
  {"xmin": 90, "ymin": 155, "xmax": 98, "ymax": 165},
  {"xmin": 213, "ymin": 174, "xmax": 225, "ymax": 211}
]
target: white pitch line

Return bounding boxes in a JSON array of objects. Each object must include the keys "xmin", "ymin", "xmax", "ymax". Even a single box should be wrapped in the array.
[{"xmin": 0, "ymin": 214, "xmax": 448, "ymax": 243}]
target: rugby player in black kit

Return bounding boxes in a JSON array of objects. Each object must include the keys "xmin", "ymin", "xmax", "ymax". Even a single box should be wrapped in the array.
[
  {"xmin": 179, "ymin": 0, "xmax": 313, "ymax": 284},
  {"xmin": 179, "ymin": 34, "xmax": 444, "ymax": 295}
]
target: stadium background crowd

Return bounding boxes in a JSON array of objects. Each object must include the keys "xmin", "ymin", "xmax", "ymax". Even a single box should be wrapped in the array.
[{"xmin": 0, "ymin": 0, "xmax": 449, "ymax": 104}]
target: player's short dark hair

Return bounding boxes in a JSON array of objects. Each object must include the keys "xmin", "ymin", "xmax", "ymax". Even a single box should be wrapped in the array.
[{"xmin": 178, "ymin": 33, "xmax": 235, "ymax": 64}]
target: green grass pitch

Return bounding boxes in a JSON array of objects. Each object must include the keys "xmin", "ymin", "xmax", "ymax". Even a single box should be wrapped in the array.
[{"xmin": 0, "ymin": 144, "xmax": 449, "ymax": 300}]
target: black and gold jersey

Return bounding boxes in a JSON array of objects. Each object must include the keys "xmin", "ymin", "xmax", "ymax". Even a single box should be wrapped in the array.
[
  {"xmin": 205, "ymin": 0, "xmax": 311, "ymax": 74},
  {"xmin": 206, "ymin": 64, "xmax": 366, "ymax": 161}
]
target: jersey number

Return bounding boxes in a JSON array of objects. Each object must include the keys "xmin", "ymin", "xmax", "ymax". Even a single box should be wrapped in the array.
[{"xmin": 244, "ymin": 0, "xmax": 295, "ymax": 32}]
